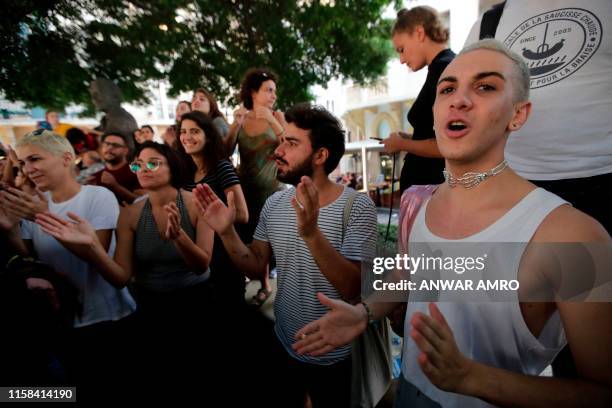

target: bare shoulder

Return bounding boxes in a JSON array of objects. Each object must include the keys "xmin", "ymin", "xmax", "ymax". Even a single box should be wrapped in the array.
[
  {"xmin": 534, "ymin": 204, "xmax": 610, "ymax": 243},
  {"xmin": 119, "ymin": 200, "xmax": 145, "ymax": 230}
]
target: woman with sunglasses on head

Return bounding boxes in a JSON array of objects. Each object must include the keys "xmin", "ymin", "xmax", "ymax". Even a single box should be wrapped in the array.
[
  {"xmin": 225, "ymin": 67, "xmax": 286, "ymax": 307},
  {"xmin": 180, "ymin": 111, "xmax": 250, "ymax": 312},
  {"xmin": 0, "ymin": 130, "xmax": 136, "ymax": 399},
  {"xmin": 380, "ymin": 6, "xmax": 455, "ymax": 194},
  {"xmin": 35, "ymin": 141, "xmax": 217, "ymax": 394}
]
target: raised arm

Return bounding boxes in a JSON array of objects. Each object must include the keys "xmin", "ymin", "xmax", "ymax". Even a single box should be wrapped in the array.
[
  {"xmin": 225, "ymin": 106, "xmax": 247, "ymax": 156},
  {"xmin": 380, "ymin": 132, "xmax": 442, "ymax": 158},
  {"xmin": 193, "ymin": 183, "xmax": 270, "ymax": 278},
  {"xmin": 0, "ymin": 206, "xmax": 30, "ymax": 255},
  {"xmin": 35, "ymin": 210, "xmax": 132, "ymax": 288},
  {"xmin": 224, "ymin": 184, "xmax": 249, "ymax": 224},
  {"xmin": 292, "ymin": 177, "xmax": 362, "ymax": 299},
  {"xmin": 164, "ymin": 192, "xmax": 214, "ymax": 273}
]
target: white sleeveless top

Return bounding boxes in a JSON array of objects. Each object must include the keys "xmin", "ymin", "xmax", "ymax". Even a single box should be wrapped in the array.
[{"xmin": 401, "ymin": 188, "xmax": 568, "ymax": 408}]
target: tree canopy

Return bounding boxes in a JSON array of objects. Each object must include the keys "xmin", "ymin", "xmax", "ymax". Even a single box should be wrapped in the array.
[{"xmin": 0, "ymin": 0, "xmax": 396, "ymax": 112}]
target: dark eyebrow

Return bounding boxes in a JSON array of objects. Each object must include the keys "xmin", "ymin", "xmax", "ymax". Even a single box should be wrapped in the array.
[
  {"xmin": 284, "ymin": 136, "xmax": 299, "ymax": 143},
  {"xmin": 438, "ymin": 75, "xmax": 457, "ymax": 86},
  {"xmin": 438, "ymin": 71, "xmax": 506, "ymax": 86},
  {"xmin": 474, "ymin": 71, "xmax": 506, "ymax": 82}
]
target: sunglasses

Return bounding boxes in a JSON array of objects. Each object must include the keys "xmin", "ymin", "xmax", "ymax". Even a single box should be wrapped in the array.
[{"xmin": 129, "ymin": 159, "xmax": 164, "ymax": 173}]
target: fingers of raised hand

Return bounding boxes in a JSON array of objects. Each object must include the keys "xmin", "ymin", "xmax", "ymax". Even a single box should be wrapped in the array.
[
  {"xmin": 226, "ymin": 190, "xmax": 235, "ymax": 209},
  {"xmin": 302, "ymin": 177, "xmax": 318, "ymax": 208},
  {"xmin": 411, "ymin": 314, "xmax": 444, "ymax": 354},
  {"xmin": 35, "ymin": 213, "xmax": 69, "ymax": 236},
  {"xmin": 1, "ymin": 191, "xmax": 31, "ymax": 217}
]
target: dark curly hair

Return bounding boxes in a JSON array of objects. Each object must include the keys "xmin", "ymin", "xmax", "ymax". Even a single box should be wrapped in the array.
[
  {"xmin": 284, "ymin": 103, "xmax": 345, "ymax": 175},
  {"xmin": 239, "ymin": 68, "xmax": 278, "ymax": 110}
]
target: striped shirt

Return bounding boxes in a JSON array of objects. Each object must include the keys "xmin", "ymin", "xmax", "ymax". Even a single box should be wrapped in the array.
[
  {"xmin": 184, "ymin": 159, "xmax": 240, "ymax": 203},
  {"xmin": 254, "ymin": 185, "xmax": 377, "ymax": 365}
]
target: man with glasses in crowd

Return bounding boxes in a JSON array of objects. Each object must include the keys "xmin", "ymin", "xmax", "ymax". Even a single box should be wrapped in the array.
[{"xmin": 88, "ymin": 132, "xmax": 143, "ymax": 204}]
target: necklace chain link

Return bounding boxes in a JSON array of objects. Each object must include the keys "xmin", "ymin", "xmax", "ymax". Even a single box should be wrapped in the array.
[{"xmin": 443, "ymin": 160, "xmax": 508, "ymax": 189}]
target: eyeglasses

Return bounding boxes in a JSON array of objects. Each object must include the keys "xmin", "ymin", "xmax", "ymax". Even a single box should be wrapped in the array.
[
  {"xmin": 129, "ymin": 159, "xmax": 164, "ymax": 173},
  {"xmin": 102, "ymin": 141, "xmax": 126, "ymax": 149}
]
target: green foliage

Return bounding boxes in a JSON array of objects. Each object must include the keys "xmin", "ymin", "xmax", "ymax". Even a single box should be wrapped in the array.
[
  {"xmin": 377, "ymin": 223, "xmax": 397, "ymax": 244},
  {"xmin": 0, "ymin": 0, "xmax": 395, "ymax": 111}
]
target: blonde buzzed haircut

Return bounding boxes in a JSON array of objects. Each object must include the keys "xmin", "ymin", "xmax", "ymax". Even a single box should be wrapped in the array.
[
  {"xmin": 460, "ymin": 39, "xmax": 530, "ymax": 103},
  {"xmin": 16, "ymin": 129, "xmax": 76, "ymax": 158}
]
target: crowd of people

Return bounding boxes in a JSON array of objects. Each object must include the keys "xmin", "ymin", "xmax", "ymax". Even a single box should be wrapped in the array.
[{"xmin": 1, "ymin": 1, "xmax": 611, "ymax": 407}]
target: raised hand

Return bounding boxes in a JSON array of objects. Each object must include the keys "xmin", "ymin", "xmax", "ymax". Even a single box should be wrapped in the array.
[
  {"xmin": 254, "ymin": 106, "xmax": 274, "ymax": 123},
  {"xmin": 291, "ymin": 176, "xmax": 319, "ymax": 239},
  {"xmin": 292, "ymin": 293, "xmax": 368, "ymax": 356},
  {"xmin": 1, "ymin": 144, "xmax": 18, "ymax": 184},
  {"xmin": 193, "ymin": 183, "xmax": 236, "ymax": 235},
  {"xmin": 35, "ymin": 211, "xmax": 99, "ymax": 247},
  {"xmin": 272, "ymin": 110, "xmax": 286, "ymax": 126},
  {"xmin": 410, "ymin": 303, "xmax": 473, "ymax": 393},
  {"xmin": 0, "ymin": 186, "xmax": 48, "ymax": 221},
  {"xmin": 0, "ymin": 203, "xmax": 20, "ymax": 231},
  {"xmin": 164, "ymin": 201, "xmax": 182, "ymax": 240},
  {"xmin": 233, "ymin": 106, "xmax": 248, "ymax": 126},
  {"xmin": 380, "ymin": 132, "xmax": 406, "ymax": 154}
]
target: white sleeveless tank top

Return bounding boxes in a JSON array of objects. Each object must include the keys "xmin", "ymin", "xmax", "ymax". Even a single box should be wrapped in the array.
[{"xmin": 401, "ymin": 188, "xmax": 568, "ymax": 408}]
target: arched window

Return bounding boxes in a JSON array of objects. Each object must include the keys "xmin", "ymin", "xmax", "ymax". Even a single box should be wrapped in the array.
[{"xmin": 378, "ymin": 119, "xmax": 391, "ymax": 139}]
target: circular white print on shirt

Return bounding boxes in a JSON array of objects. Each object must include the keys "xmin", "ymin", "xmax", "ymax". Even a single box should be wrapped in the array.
[{"xmin": 503, "ymin": 8, "xmax": 602, "ymax": 89}]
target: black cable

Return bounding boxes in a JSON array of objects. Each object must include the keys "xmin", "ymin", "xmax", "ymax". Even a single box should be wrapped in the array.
[{"xmin": 384, "ymin": 152, "xmax": 397, "ymax": 243}]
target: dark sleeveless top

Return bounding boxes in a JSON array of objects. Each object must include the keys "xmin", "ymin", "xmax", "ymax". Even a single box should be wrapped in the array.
[
  {"xmin": 133, "ymin": 192, "xmax": 210, "ymax": 292},
  {"xmin": 401, "ymin": 49, "xmax": 455, "ymax": 193}
]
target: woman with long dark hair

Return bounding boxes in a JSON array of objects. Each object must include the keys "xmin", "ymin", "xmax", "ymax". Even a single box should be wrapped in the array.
[{"xmin": 179, "ymin": 110, "xmax": 249, "ymax": 310}]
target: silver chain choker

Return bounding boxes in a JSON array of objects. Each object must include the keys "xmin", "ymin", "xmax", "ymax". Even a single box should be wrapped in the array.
[{"xmin": 443, "ymin": 160, "xmax": 508, "ymax": 189}]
